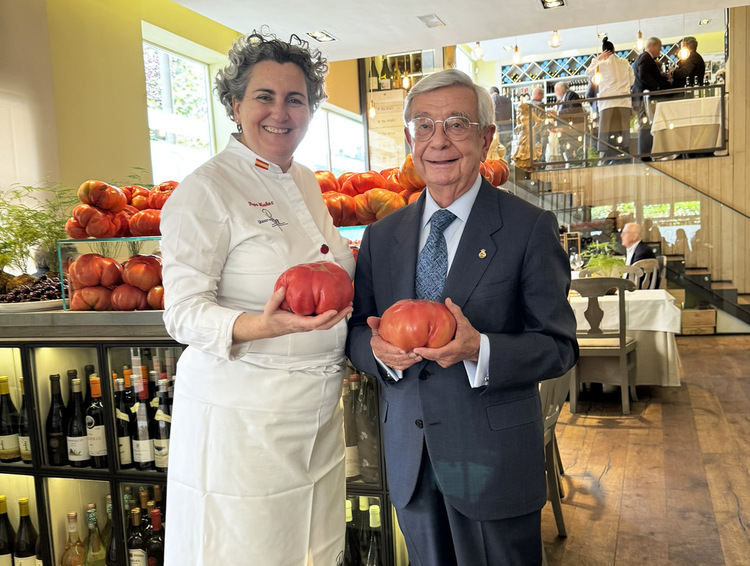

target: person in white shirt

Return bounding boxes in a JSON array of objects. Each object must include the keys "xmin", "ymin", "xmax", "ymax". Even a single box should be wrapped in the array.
[
  {"xmin": 160, "ymin": 30, "xmax": 354, "ymax": 566},
  {"xmin": 586, "ymin": 37, "xmax": 635, "ymax": 162},
  {"xmin": 621, "ymin": 222, "xmax": 656, "ymax": 265}
]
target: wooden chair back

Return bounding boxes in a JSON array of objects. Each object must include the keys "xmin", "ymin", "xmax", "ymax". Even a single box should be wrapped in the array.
[{"xmin": 630, "ymin": 258, "xmax": 660, "ymax": 289}]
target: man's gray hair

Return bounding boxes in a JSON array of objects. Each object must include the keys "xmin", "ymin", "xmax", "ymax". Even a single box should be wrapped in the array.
[{"xmin": 403, "ymin": 69, "xmax": 494, "ymax": 130}]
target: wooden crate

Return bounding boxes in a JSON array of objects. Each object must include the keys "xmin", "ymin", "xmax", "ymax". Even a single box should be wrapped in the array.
[
  {"xmin": 668, "ymin": 288, "xmax": 686, "ymax": 306},
  {"xmin": 681, "ymin": 326, "xmax": 716, "ymax": 335},
  {"xmin": 681, "ymin": 307, "xmax": 716, "ymax": 334}
]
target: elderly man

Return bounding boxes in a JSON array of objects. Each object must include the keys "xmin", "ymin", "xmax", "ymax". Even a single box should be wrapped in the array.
[
  {"xmin": 632, "ymin": 37, "xmax": 670, "ymax": 156},
  {"xmin": 345, "ymin": 69, "xmax": 578, "ymax": 566},
  {"xmin": 621, "ymin": 222, "xmax": 656, "ymax": 265},
  {"xmin": 670, "ymin": 36, "xmax": 706, "ymax": 89},
  {"xmin": 529, "ymin": 86, "xmax": 545, "ymax": 106}
]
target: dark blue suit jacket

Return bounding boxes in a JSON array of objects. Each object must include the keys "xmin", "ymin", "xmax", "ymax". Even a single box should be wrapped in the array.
[{"xmin": 345, "ymin": 179, "xmax": 578, "ymax": 521}]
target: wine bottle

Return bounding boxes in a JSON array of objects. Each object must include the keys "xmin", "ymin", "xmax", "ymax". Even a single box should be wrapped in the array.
[
  {"xmin": 113, "ymin": 378, "xmax": 133, "ymax": 469},
  {"xmin": 145, "ymin": 509, "xmax": 163, "ymax": 566},
  {"xmin": 142, "ymin": 502, "xmax": 155, "ymax": 538},
  {"xmin": 64, "ymin": 369, "xmax": 78, "ymax": 415},
  {"xmin": 369, "ymin": 58, "xmax": 379, "ymax": 91},
  {"xmin": 83, "ymin": 503, "xmax": 106, "ymax": 566},
  {"xmin": 59, "ymin": 511, "xmax": 84, "ymax": 566},
  {"xmin": 392, "ymin": 61, "xmax": 401, "ymax": 90},
  {"xmin": 17, "ymin": 378, "xmax": 31, "ymax": 464},
  {"xmin": 130, "ymin": 386, "xmax": 154, "ymax": 471},
  {"xmin": 379, "ymin": 57, "xmax": 391, "ymax": 90},
  {"xmin": 342, "ymin": 377, "xmax": 360, "ymax": 481},
  {"xmin": 34, "ymin": 534, "xmax": 42, "ymax": 566},
  {"xmin": 85, "ymin": 377, "xmax": 107, "ymax": 469},
  {"xmin": 126, "ymin": 508, "xmax": 146, "ymax": 566},
  {"xmin": 121, "ymin": 369, "xmax": 134, "ymax": 408},
  {"xmin": 152, "ymin": 380, "xmax": 170, "ymax": 473},
  {"xmin": 138, "ymin": 491, "xmax": 150, "ymax": 533},
  {"xmin": 344, "ymin": 499, "xmax": 361, "ymax": 566},
  {"xmin": 364, "ymin": 504, "xmax": 382, "ymax": 566},
  {"xmin": 152, "ymin": 485, "xmax": 165, "ymax": 526},
  {"xmin": 83, "ymin": 365, "xmax": 95, "ymax": 408},
  {"xmin": 13, "ymin": 497, "xmax": 38, "ymax": 566},
  {"xmin": 0, "ymin": 495, "xmax": 16, "ymax": 565},
  {"xmin": 66, "ymin": 378, "xmax": 90, "ymax": 468},
  {"xmin": 46, "ymin": 374, "xmax": 68, "ymax": 466},
  {"xmin": 356, "ymin": 496, "xmax": 369, "ymax": 562},
  {"xmin": 104, "ymin": 509, "xmax": 117, "ymax": 566},
  {"xmin": 0, "ymin": 376, "xmax": 21, "ymax": 463},
  {"xmin": 100, "ymin": 495, "xmax": 112, "ymax": 547}
]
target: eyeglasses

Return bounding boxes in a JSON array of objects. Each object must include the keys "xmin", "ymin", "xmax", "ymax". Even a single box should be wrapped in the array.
[{"xmin": 406, "ymin": 116, "xmax": 481, "ymax": 142}]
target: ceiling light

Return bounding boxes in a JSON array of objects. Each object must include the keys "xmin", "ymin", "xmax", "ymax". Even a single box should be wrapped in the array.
[
  {"xmin": 635, "ymin": 25, "xmax": 644, "ymax": 52},
  {"xmin": 306, "ymin": 30, "xmax": 337, "ymax": 43},
  {"xmin": 512, "ymin": 41, "xmax": 521, "ymax": 64},
  {"xmin": 471, "ymin": 41, "xmax": 484, "ymax": 61},
  {"xmin": 540, "ymin": 0, "xmax": 565, "ymax": 8},
  {"xmin": 699, "ymin": 19, "xmax": 710, "ymax": 25},
  {"xmin": 548, "ymin": 30, "xmax": 562, "ymax": 48},
  {"xmin": 368, "ymin": 100, "xmax": 376, "ymax": 119},
  {"xmin": 679, "ymin": 41, "xmax": 690, "ymax": 60},
  {"xmin": 593, "ymin": 65, "xmax": 603, "ymax": 86},
  {"xmin": 417, "ymin": 14, "xmax": 445, "ymax": 28}
]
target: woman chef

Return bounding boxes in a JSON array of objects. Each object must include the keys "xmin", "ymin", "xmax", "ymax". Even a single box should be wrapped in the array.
[{"xmin": 160, "ymin": 31, "xmax": 355, "ymax": 565}]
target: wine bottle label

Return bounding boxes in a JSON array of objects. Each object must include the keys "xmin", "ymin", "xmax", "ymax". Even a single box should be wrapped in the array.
[
  {"xmin": 66, "ymin": 435, "xmax": 90, "ymax": 461},
  {"xmin": 19, "ymin": 435, "xmax": 31, "ymax": 461},
  {"xmin": 0, "ymin": 433, "xmax": 21, "ymax": 460},
  {"xmin": 0, "ymin": 554, "xmax": 11, "ymax": 566},
  {"xmin": 150, "ymin": 398, "xmax": 159, "ymax": 408},
  {"xmin": 35, "ymin": 560, "xmax": 42, "ymax": 566},
  {"xmin": 128, "ymin": 549, "xmax": 147, "ymax": 566},
  {"xmin": 345, "ymin": 446, "xmax": 361, "ymax": 478},
  {"xmin": 118, "ymin": 436, "xmax": 133, "ymax": 465},
  {"xmin": 380, "ymin": 78, "xmax": 391, "ymax": 90},
  {"xmin": 154, "ymin": 438, "xmax": 169, "ymax": 468},
  {"xmin": 130, "ymin": 402, "xmax": 139, "ymax": 414},
  {"xmin": 116, "ymin": 408, "xmax": 130, "ymax": 421},
  {"xmin": 154, "ymin": 410, "xmax": 171, "ymax": 423},
  {"xmin": 132, "ymin": 439, "xmax": 154, "ymax": 462},
  {"xmin": 13, "ymin": 556, "xmax": 37, "ymax": 566},
  {"xmin": 86, "ymin": 425, "xmax": 108, "ymax": 456}
]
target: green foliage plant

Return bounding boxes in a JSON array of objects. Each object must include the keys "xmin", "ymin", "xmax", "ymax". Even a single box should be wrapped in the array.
[{"xmin": 580, "ymin": 235, "xmax": 626, "ymax": 277}]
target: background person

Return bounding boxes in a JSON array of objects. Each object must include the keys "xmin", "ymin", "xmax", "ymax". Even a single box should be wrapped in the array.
[
  {"xmin": 552, "ymin": 82, "xmax": 584, "ymax": 162},
  {"xmin": 670, "ymin": 36, "xmax": 706, "ymax": 89},
  {"xmin": 160, "ymin": 31, "xmax": 354, "ymax": 566},
  {"xmin": 489, "ymin": 85, "xmax": 513, "ymax": 155},
  {"xmin": 346, "ymin": 69, "xmax": 578, "ymax": 566},
  {"xmin": 586, "ymin": 37, "xmax": 635, "ymax": 162},
  {"xmin": 621, "ymin": 222, "xmax": 656, "ymax": 265},
  {"xmin": 632, "ymin": 37, "xmax": 670, "ymax": 156}
]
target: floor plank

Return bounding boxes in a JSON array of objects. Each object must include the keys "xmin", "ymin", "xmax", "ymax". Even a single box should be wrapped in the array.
[{"xmin": 543, "ymin": 335, "xmax": 750, "ymax": 565}]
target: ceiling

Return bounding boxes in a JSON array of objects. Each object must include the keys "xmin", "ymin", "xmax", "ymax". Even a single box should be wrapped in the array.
[{"xmin": 171, "ymin": 0, "xmax": 745, "ymax": 63}]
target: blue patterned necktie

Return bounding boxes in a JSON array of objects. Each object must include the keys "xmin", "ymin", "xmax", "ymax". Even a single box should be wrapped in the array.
[{"xmin": 416, "ymin": 209, "xmax": 457, "ymax": 301}]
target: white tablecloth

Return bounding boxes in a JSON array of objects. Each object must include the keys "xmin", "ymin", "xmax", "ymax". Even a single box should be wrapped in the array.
[
  {"xmin": 651, "ymin": 96, "xmax": 723, "ymax": 154},
  {"xmin": 570, "ymin": 289, "xmax": 682, "ymax": 386}
]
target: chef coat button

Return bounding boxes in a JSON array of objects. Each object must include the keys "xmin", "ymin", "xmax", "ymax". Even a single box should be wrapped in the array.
[
  {"xmin": 320, "ymin": 244, "xmax": 329, "ymax": 254},
  {"xmin": 415, "ymin": 419, "xmax": 424, "ymax": 429},
  {"xmin": 418, "ymin": 370, "xmax": 430, "ymax": 380}
]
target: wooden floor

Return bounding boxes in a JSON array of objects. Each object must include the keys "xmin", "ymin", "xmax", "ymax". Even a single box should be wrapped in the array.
[{"xmin": 542, "ymin": 335, "xmax": 750, "ymax": 566}]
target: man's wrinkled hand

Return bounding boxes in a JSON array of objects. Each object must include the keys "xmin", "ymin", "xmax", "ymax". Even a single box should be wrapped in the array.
[
  {"xmin": 412, "ymin": 298, "xmax": 480, "ymax": 368},
  {"xmin": 368, "ymin": 316, "xmax": 422, "ymax": 371}
]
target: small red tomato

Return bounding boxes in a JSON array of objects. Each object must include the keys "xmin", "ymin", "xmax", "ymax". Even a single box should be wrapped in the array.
[
  {"xmin": 379, "ymin": 299, "xmax": 457, "ymax": 351},
  {"xmin": 274, "ymin": 261, "xmax": 353, "ymax": 315},
  {"xmin": 71, "ymin": 286, "xmax": 113, "ymax": 311},
  {"xmin": 122, "ymin": 254, "xmax": 162, "ymax": 292},
  {"xmin": 148, "ymin": 180, "xmax": 178, "ymax": 210},
  {"xmin": 147, "ymin": 285, "xmax": 165, "ymax": 310}
]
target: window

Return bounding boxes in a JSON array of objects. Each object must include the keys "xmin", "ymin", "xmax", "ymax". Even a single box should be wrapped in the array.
[
  {"xmin": 143, "ymin": 42, "xmax": 214, "ymax": 183},
  {"xmin": 295, "ymin": 103, "xmax": 366, "ymax": 175}
]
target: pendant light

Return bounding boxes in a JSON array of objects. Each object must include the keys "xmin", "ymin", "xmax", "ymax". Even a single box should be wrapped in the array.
[
  {"xmin": 402, "ymin": 72, "xmax": 410, "ymax": 90},
  {"xmin": 368, "ymin": 100, "xmax": 376, "ymax": 119},
  {"xmin": 678, "ymin": 14, "xmax": 689, "ymax": 60},
  {"xmin": 593, "ymin": 65, "xmax": 603, "ymax": 86},
  {"xmin": 471, "ymin": 41, "xmax": 484, "ymax": 61},
  {"xmin": 548, "ymin": 30, "xmax": 562, "ymax": 49},
  {"xmin": 635, "ymin": 21, "xmax": 644, "ymax": 52},
  {"xmin": 511, "ymin": 39, "xmax": 521, "ymax": 64}
]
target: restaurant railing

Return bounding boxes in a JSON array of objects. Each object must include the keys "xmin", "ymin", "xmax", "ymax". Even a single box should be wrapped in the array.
[{"xmin": 513, "ymin": 83, "xmax": 727, "ymax": 170}]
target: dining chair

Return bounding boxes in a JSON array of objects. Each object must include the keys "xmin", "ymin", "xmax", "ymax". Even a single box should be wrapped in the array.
[
  {"xmin": 540, "ymin": 370, "xmax": 572, "ymax": 537},
  {"xmin": 630, "ymin": 258, "xmax": 660, "ymax": 289},
  {"xmin": 569, "ymin": 277, "xmax": 638, "ymax": 414},
  {"xmin": 656, "ymin": 255, "xmax": 667, "ymax": 289}
]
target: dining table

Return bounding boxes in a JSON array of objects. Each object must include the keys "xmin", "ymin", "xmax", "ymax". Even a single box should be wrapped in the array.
[
  {"xmin": 650, "ymin": 94, "xmax": 724, "ymax": 155},
  {"xmin": 569, "ymin": 288, "xmax": 682, "ymax": 387}
]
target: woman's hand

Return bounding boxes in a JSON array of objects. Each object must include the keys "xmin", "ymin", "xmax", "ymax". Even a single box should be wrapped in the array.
[{"xmin": 232, "ymin": 287, "xmax": 352, "ymax": 342}]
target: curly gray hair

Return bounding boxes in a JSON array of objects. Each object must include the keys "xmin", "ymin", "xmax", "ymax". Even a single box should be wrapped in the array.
[
  {"xmin": 403, "ymin": 69, "xmax": 494, "ymax": 130},
  {"xmin": 215, "ymin": 31, "xmax": 328, "ymax": 120}
]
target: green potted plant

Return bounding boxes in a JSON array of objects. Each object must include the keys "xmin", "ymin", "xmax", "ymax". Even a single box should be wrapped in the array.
[{"xmin": 580, "ymin": 236, "xmax": 625, "ymax": 277}]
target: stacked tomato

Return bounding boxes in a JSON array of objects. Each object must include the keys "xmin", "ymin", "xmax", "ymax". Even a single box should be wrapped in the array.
[
  {"xmin": 316, "ymin": 155, "xmax": 509, "ymax": 227},
  {"xmin": 65, "ymin": 180, "xmax": 177, "ymax": 239},
  {"xmin": 68, "ymin": 253, "xmax": 164, "ymax": 311}
]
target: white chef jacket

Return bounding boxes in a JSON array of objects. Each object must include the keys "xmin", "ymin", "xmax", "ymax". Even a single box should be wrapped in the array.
[
  {"xmin": 586, "ymin": 55, "xmax": 635, "ymax": 111},
  {"xmin": 161, "ymin": 134, "xmax": 355, "ymax": 368}
]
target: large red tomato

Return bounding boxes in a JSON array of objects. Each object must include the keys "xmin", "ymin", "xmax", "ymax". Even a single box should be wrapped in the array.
[
  {"xmin": 314, "ymin": 171, "xmax": 340, "ymax": 194},
  {"xmin": 77, "ymin": 180, "xmax": 128, "ymax": 213},
  {"xmin": 354, "ymin": 189, "xmax": 407, "ymax": 225},
  {"xmin": 340, "ymin": 171, "xmax": 388, "ymax": 196},
  {"xmin": 68, "ymin": 254, "xmax": 123, "ymax": 290},
  {"xmin": 71, "ymin": 204, "xmax": 120, "ymax": 238},
  {"xmin": 122, "ymin": 255, "xmax": 162, "ymax": 292},
  {"xmin": 322, "ymin": 191, "xmax": 358, "ymax": 227},
  {"xmin": 111, "ymin": 284, "xmax": 150, "ymax": 311},
  {"xmin": 70, "ymin": 286, "xmax": 113, "ymax": 311},
  {"xmin": 147, "ymin": 180, "xmax": 178, "ymax": 210},
  {"xmin": 379, "ymin": 299, "xmax": 457, "ymax": 351},
  {"xmin": 129, "ymin": 209, "xmax": 161, "ymax": 236},
  {"xmin": 122, "ymin": 185, "xmax": 151, "ymax": 210},
  {"xmin": 398, "ymin": 153, "xmax": 426, "ymax": 191},
  {"xmin": 274, "ymin": 261, "xmax": 353, "ymax": 315}
]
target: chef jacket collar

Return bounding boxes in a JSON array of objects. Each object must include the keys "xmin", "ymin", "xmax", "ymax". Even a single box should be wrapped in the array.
[{"xmin": 229, "ymin": 133, "xmax": 294, "ymax": 175}]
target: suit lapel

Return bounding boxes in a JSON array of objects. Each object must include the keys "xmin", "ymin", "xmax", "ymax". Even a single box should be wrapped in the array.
[
  {"xmin": 389, "ymin": 194, "xmax": 425, "ymax": 302},
  {"xmin": 442, "ymin": 180, "xmax": 503, "ymax": 308}
]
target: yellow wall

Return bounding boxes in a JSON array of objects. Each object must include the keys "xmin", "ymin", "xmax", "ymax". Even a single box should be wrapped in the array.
[
  {"xmin": 327, "ymin": 60, "xmax": 361, "ymax": 115},
  {"xmin": 45, "ymin": 0, "xmax": 240, "ymax": 187}
]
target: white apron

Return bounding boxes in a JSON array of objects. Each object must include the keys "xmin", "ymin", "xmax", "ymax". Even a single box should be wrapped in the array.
[{"xmin": 160, "ymin": 136, "xmax": 355, "ymax": 566}]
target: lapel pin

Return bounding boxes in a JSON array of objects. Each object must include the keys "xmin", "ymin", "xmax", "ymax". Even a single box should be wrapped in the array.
[{"xmin": 478, "ymin": 249, "xmax": 487, "ymax": 259}]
